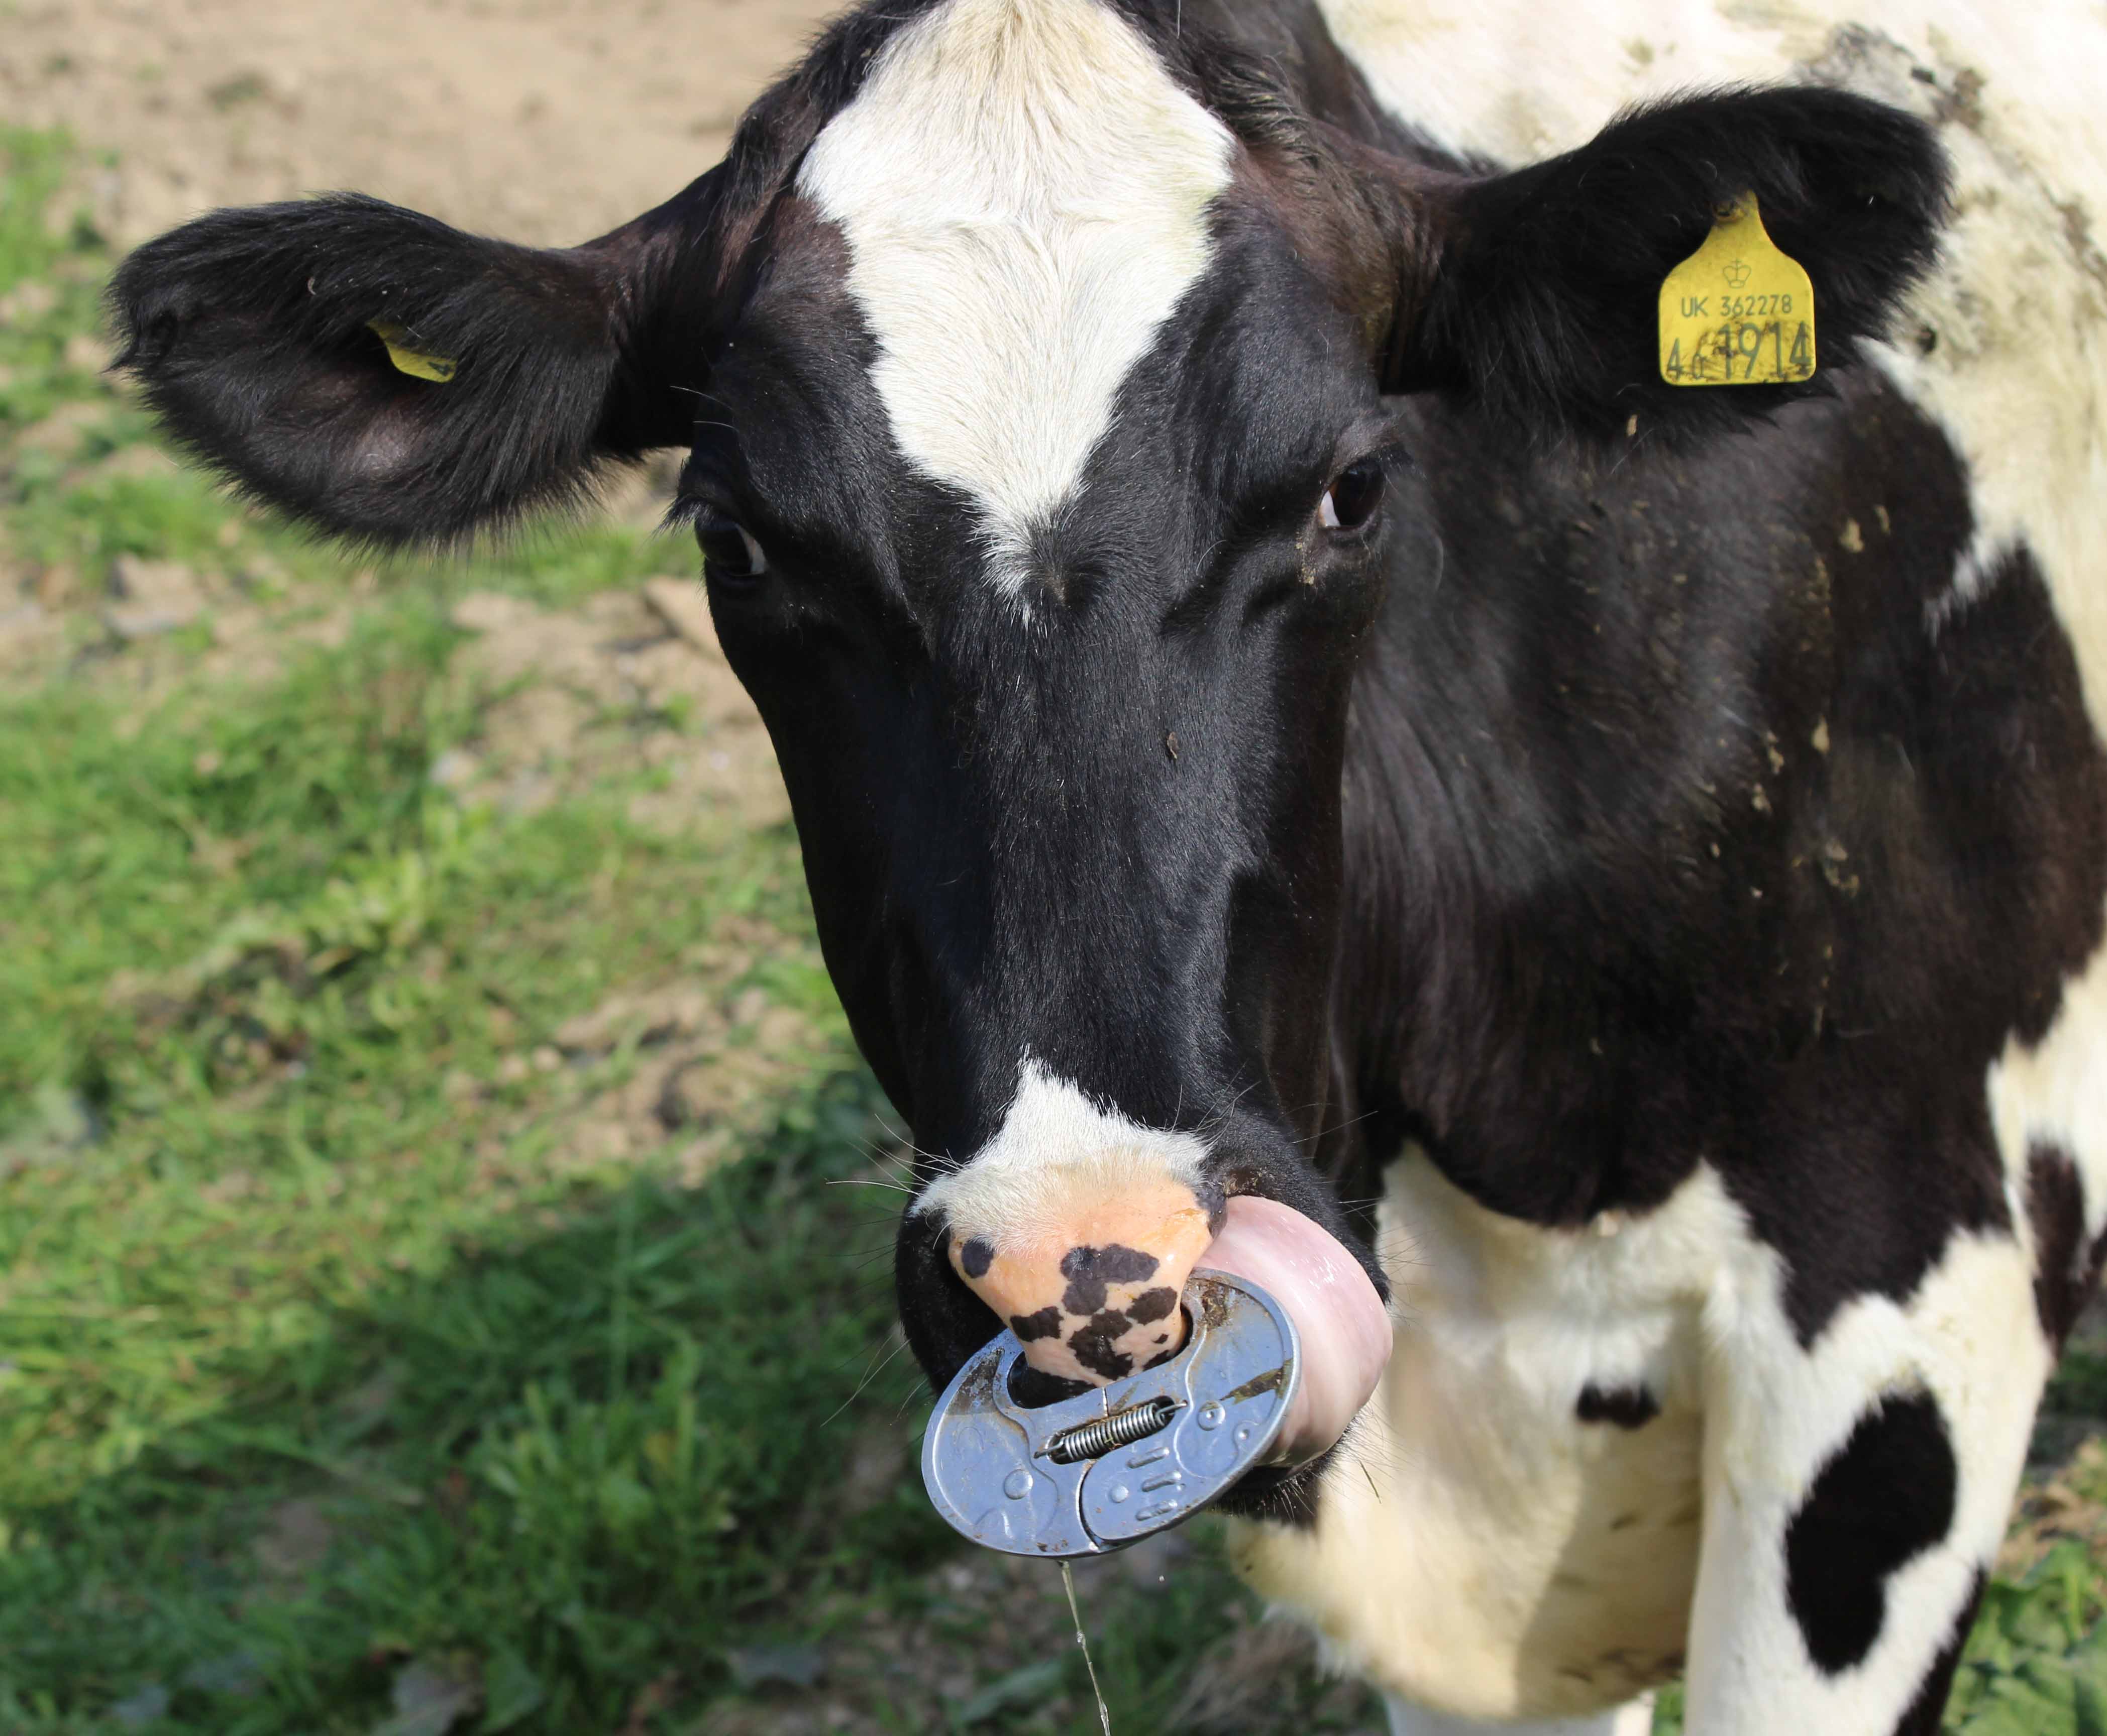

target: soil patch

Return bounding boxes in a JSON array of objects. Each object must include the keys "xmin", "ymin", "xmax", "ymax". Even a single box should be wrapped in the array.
[{"xmin": 2, "ymin": 0, "xmax": 836, "ymax": 250}]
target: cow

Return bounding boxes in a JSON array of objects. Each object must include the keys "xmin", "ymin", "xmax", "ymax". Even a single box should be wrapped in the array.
[{"xmin": 109, "ymin": 0, "xmax": 2107, "ymax": 1728}]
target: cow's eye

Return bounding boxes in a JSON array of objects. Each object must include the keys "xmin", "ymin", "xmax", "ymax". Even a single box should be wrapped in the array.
[
  {"xmin": 1320, "ymin": 458, "xmax": 1386, "ymax": 533},
  {"xmin": 697, "ymin": 515, "xmax": 768, "ymax": 583}
]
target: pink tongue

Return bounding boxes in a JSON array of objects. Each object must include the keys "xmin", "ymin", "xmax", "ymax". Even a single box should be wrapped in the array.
[{"xmin": 1199, "ymin": 1196, "xmax": 1392, "ymax": 1465}]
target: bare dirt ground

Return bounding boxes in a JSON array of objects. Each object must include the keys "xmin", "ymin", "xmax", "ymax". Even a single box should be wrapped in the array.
[
  {"xmin": 1, "ymin": 0, "xmax": 825, "ymax": 881},
  {"xmin": 0, "ymin": 0, "xmax": 838, "ymax": 250}
]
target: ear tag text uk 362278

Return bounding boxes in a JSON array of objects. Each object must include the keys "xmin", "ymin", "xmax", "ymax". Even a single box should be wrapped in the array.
[
  {"xmin": 368, "ymin": 321, "xmax": 457, "ymax": 384},
  {"xmin": 1658, "ymin": 195, "xmax": 1815, "ymax": 387}
]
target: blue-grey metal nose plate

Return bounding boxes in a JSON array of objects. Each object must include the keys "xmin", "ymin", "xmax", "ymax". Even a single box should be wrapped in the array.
[{"xmin": 920, "ymin": 1269, "xmax": 1301, "ymax": 1557}]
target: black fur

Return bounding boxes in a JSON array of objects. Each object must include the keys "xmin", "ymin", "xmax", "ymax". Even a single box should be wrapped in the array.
[
  {"xmin": 1784, "ymin": 1392, "xmax": 1957, "ymax": 1673},
  {"xmin": 109, "ymin": 0, "xmax": 2107, "ymax": 1581},
  {"xmin": 1335, "ymin": 372, "xmax": 2106, "ymax": 1344},
  {"xmin": 108, "ymin": 191, "xmax": 707, "ymax": 544},
  {"xmin": 2027, "ymin": 1142, "xmax": 2107, "ymax": 1350},
  {"xmin": 1397, "ymin": 87, "xmax": 1952, "ymax": 440},
  {"xmin": 1576, "ymin": 1384, "xmax": 1659, "ymax": 1429},
  {"xmin": 102, "ymin": 0, "xmax": 937, "ymax": 547}
]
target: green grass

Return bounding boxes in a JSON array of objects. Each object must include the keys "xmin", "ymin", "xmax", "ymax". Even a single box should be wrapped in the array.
[
  {"xmin": 4, "ymin": 123, "xmax": 2106, "ymax": 1736},
  {"xmin": 0, "ymin": 129, "xmax": 1380, "ymax": 1735}
]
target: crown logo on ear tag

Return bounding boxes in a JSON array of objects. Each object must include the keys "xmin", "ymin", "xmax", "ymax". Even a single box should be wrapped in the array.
[
  {"xmin": 367, "ymin": 321, "xmax": 458, "ymax": 384},
  {"xmin": 1658, "ymin": 195, "xmax": 1815, "ymax": 387}
]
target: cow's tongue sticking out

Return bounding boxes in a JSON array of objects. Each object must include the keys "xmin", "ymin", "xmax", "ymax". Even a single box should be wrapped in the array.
[
  {"xmin": 950, "ymin": 1190, "xmax": 1390, "ymax": 1466},
  {"xmin": 1197, "ymin": 1196, "xmax": 1393, "ymax": 1464}
]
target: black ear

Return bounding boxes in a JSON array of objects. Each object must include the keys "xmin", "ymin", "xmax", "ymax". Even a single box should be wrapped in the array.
[
  {"xmin": 1383, "ymin": 87, "xmax": 1951, "ymax": 439},
  {"xmin": 109, "ymin": 182, "xmax": 718, "ymax": 545}
]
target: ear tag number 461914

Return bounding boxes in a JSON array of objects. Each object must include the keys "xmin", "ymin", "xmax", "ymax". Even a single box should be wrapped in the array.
[{"xmin": 1658, "ymin": 194, "xmax": 1815, "ymax": 387}]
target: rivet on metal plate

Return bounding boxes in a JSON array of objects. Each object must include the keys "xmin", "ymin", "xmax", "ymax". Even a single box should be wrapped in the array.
[{"xmin": 919, "ymin": 1269, "xmax": 1301, "ymax": 1557}]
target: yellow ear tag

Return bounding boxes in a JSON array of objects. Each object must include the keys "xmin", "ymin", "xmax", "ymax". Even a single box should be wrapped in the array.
[
  {"xmin": 1658, "ymin": 195, "xmax": 1815, "ymax": 387},
  {"xmin": 367, "ymin": 321, "xmax": 458, "ymax": 384}
]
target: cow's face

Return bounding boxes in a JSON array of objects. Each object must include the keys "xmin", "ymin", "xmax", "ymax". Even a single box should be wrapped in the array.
[
  {"xmin": 691, "ymin": 0, "xmax": 1408, "ymax": 1418},
  {"xmin": 112, "ymin": 0, "xmax": 1946, "ymax": 1487}
]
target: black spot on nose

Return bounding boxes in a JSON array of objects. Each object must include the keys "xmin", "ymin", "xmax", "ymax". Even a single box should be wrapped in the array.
[
  {"xmin": 1785, "ymin": 1391, "xmax": 1958, "ymax": 1674},
  {"xmin": 960, "ymin": 1237, "xmax": 994, "ymax": 1279},
  {"xmin": 1576, "ymin": 1383, "xmax": 1660, "ymax": 1429},
  {"xmin": 1059, "ymin": 1243, "xmax": 1160, "ymax": 1315},
  {"xmin": 1069, "ymin": 1309, "xmax": 1138, "ymax": 1379},
  {"xmin": 1010, "ymin": 1306, "xmax": 1062, "ymax": 1342},
  {"xmin": 1127, "ymin": 1286, "xmax": 1178, "ymax": 1325}
]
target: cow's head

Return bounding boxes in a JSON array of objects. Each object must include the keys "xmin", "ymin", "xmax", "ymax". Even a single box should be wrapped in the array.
[{"xmin": 113, "ymin": 0, "xmax": 1945, "ymax": 1498}]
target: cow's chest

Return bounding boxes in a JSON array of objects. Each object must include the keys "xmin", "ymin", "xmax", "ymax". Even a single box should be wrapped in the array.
[{"xmin": 1231, "ymin": 1151, "xmax": 1731, "ymax": 1720}]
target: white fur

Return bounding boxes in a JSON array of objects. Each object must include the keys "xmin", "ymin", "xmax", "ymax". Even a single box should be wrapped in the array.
[
  {"xmin": 1234, "ymin": 1158, "xmax": 2045, "ymax": 1730},
  {"xmin": 1384, "ymin": 1695, "xmax": 1655, "ymax": 1736},
  {"xmin": 1684, "ymin": 1216, "xmax": 2045, "ymax": 1730},
  {"xmin": 1989, "ymin": 920, "xmax": 2107, "ymax": 1274},
  {"xmin": 910, "ymin": 1055, "xmax": 1210, "ymax": 1243},
  {"xmin": 798, "ymin": 0, "xmax": 1234, "ymax": 591},
  {"xmin": 1233, "ymin": 1153, "xmax": 1717, "ymax": 1720}
]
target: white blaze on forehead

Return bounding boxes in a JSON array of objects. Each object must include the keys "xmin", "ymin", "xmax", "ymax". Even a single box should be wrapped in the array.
[
  {"xmin": 911, "ymin": 1057, "xmax": 1209, "ymax": 1245},
  {"xmin": 797, "ymin": 0, "xmax": 1236, "ymax": 587}
]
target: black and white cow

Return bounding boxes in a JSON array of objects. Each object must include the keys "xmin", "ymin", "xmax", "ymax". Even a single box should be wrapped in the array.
[{"xmin": 111, "ymin": 0, "xmax": 2107, "ymax": 1728}]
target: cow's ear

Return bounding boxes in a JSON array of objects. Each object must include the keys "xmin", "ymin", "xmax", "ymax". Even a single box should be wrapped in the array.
[
  {"xmin": 1377, "ymin": 87, "xmax": 1950, "ymax": 439},
  {"xmin": 109, "ymin": 182, "xmax": 718, "ymax": 545}
]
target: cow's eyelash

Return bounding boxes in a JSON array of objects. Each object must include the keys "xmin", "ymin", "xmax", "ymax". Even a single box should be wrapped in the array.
[
  {"xmin": 664, "ymin": 491, "xmax": 760, "ymax": 537},
  {"xmin": 662, "ymin": 492, "xmax": 711, "ymax": 532},
  {"xmin": 1357, "ymin": 437, "xmax": 1414, "ymax": 479}
]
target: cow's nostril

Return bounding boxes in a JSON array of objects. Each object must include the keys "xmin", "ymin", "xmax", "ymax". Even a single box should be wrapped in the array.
[{"xmin": 945, "ymin": 1170, "xmax": 1217, "ymax": 1387}]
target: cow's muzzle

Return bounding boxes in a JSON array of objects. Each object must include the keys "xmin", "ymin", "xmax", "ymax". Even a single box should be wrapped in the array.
[
  {"xmin": 945, "ymin": 1168, "xmax": 1393, "ymax": 1466},
  {"xmin": 946, "ymin": 1169, "xmax": 1218, "ymax": 1388}
]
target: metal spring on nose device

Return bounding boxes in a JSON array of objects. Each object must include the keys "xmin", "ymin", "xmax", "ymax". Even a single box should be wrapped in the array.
[{"xmin": 1044, "ymin": 1396, "xmax": 1182, "ymax": 1464}]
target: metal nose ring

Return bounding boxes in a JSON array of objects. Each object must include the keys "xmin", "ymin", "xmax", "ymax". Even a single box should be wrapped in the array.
[{"xmin": 919, "ymin": 1268, "xmax": 1301, "ymax": 1557}]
